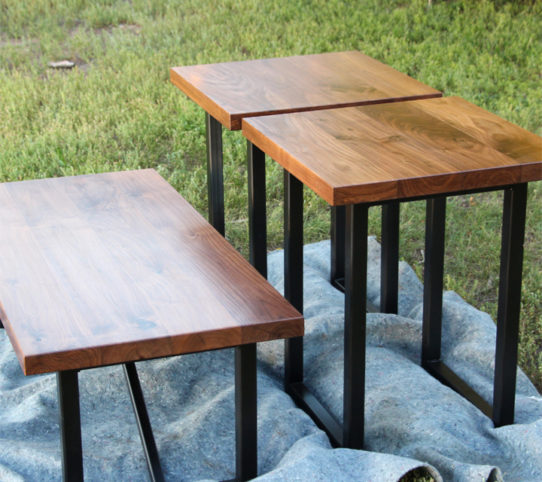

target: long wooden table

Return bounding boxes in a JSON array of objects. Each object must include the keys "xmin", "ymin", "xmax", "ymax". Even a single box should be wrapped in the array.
[
  {"xmin": 170, "ymin": 51, "xmax": 441, "ymax": 313},
  {"xmin": 0, "ymin": 169, "xmax": 303, "ymax": 481},
  {"xmin": 243, "ymin": 96, "xmax": 542, "ymax": 447}
]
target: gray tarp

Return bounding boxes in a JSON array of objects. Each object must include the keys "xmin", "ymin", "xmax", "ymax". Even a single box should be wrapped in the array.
[{"xmin": 1, "ymin": 239, "xmax": 541, "ymax": 481}]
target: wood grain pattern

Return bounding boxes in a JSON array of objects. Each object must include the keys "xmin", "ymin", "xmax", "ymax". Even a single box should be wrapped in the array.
[
  {"xmin": 170, "ymin": 51, "xmax": 442, "ymax": 130},
  {"xmin": 0, "ymin": 170, "xmax": 303, "ymax": 375},
  {"xmin": 242, "ymin": 96, "xmax": 542, "ymax": 205}
]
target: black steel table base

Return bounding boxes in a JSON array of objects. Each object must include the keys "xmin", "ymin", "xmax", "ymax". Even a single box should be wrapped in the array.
[
  {"xmin": 422, "ymin": 184, "xmax": 528, "ymax": 426},
  {"xmin": 246, "ymin": 129, "xmax": 529, "ymax": 441},
  {"xmin": 57, "ymin": 364, "xmax": 164, "ymax": 482},
  {"xmin": 281, "ymin": 171, "xmax": 366, "ymax": 449},
  {"xmin": 57, "ymin": 346, "xmax": 259, "ymax": 482}
]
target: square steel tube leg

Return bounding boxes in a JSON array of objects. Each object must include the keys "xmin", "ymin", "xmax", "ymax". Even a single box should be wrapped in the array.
[
  {"xmin": 206, "ymin": 113, "xmax": 225, "ymax": 236},
  {"xmin": 381, "ymin": 202, "xmax": 400, "ymax": 314},
  {"xmin": 493, "ymin": 183, "xmax": 527, "ymax": 427},
  {"xmin": 422, "ymin": 197, "xmax": 446, "ymax": 365},
  {"xmin": 57, "ymin": 370, "xmax": 83, "ymax": 482},
  {"xmin": 247, "ymin": 141, "xmax": 267, "ymax": 278},
  {"xmin": 330, "ymin": 206, "xmax": 346, "ymax": 288},
  {"xmin": 284, "ymin": 171, "xmax": 304, "ymax": 388},
  {"xmin": 343, "ymin": 203, "xmax": 368, "ymax": 450},
  {"xmin": 236, "ymin": 343, "xmax": 257, "ymax": 481}
]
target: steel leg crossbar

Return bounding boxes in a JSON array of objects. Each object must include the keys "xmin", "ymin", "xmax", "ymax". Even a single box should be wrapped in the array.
[
  {"xmin": 331, "ymin": 203, "xmax": 399, "ymax": 315},
  {"xmin": 421, "ymin": 184, "xmax": 528, "ymax": 426},
  {"xmin": 123, "ymin": 362, "xmax": 164, "ymax": 482},
  {"xmin": 206, "ymin": 113, "xmax": 225, "ymax": 237},
  {"xmin": 282, "ymin": 171, "xmax": 367, "ymax": 449}
]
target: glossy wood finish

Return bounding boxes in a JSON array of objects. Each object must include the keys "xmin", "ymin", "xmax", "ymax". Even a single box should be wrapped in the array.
[
  {"xmin": 170, "ymin": 51, "xmax": 442, "ymax": 130},
  {"xmin": 243, "ymin": 96, "xmax": 542, "ymax": 205},
  {"xmin": 0, "ymin": 170, "xmax": 303, "ymax": 375}
]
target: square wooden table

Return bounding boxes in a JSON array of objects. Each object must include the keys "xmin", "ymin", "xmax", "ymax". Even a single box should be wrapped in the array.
[
  {"xmin": 243, "ymin": 96, "xmax": 542, "ymax": 448},
  {"xmin": 0, "ymin": 169, "xmax": 303, "ymax": 481},
  {"xmin": 170, "ymin": 51, "xmax": 441, "ymax": 313}
]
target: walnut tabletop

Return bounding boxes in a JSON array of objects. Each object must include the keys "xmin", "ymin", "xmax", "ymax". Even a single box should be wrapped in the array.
[
  {"xmin": 170, "ymin": 51, "xmax": 442, "ymax": 130},
  {"xmin": 0, "ymin": 170, "xmax": 303, "ymax": 375},
  {"xmin": 243, "ymin": 96, "xmax": 542, "ymax": 205}
]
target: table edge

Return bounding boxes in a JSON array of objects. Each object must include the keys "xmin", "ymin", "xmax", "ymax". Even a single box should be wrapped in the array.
[
  {"xmin": 243, "ymin": 115, "xmax": 542, "ymax": 205},
  {"xmin": 20, "ymin": 316, "xmax": 304, "ymax": 375}
]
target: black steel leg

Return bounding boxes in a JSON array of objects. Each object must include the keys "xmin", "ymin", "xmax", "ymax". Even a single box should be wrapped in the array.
[
  {"xmin": 330, "ymin": 206, "xmax": 346, "ymax": 290},
  {"xmin": 206, "ymin": 113, "xmax": 225, "ymax": 236},
  {"xmin": 247, "ymin": 141, "xmax": 267, "ymax": 278},
  {"xmin": 284, "ymin": 184, "xmax": 343, "ymax": 445},
  {"xmin": 284, "ymin": 171, "xmax": 304, "ymax": 388},
  {"xmin": 422, "ymin": 197, "xmax": 446, "ymax": 365},
  {"xmin": 123, "ymin": 362, "xmax": 164, "ymax": 482},
  {"xmin": 343, "ymin": 203, "xmax": 368, "ymax": 450},
  {"xmin": 58, "ymin": 370, "xmax": 83, "ymax": 482},
  {"xmin": 422, "ymin": 197, "xmax": 493, "ymax": 417},
  {"xmin": 493, "ymin": 183, "xmax": 527, "ymax": 427},
  {"xmin": 285, "ymin": 195, "xmax": 367, "ymax": 447},
  {"xmin": 381, "ymin": 202, "xmax": 400, "ymax": 314},
  {"xmin": 235, "ymin": 343, "xmax": 257, "ymax": 481}
]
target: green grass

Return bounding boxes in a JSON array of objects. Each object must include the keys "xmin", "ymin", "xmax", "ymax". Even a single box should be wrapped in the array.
[{"xmin": 0, "ymin": 0, "xmax": 541, "ymax": 398}]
